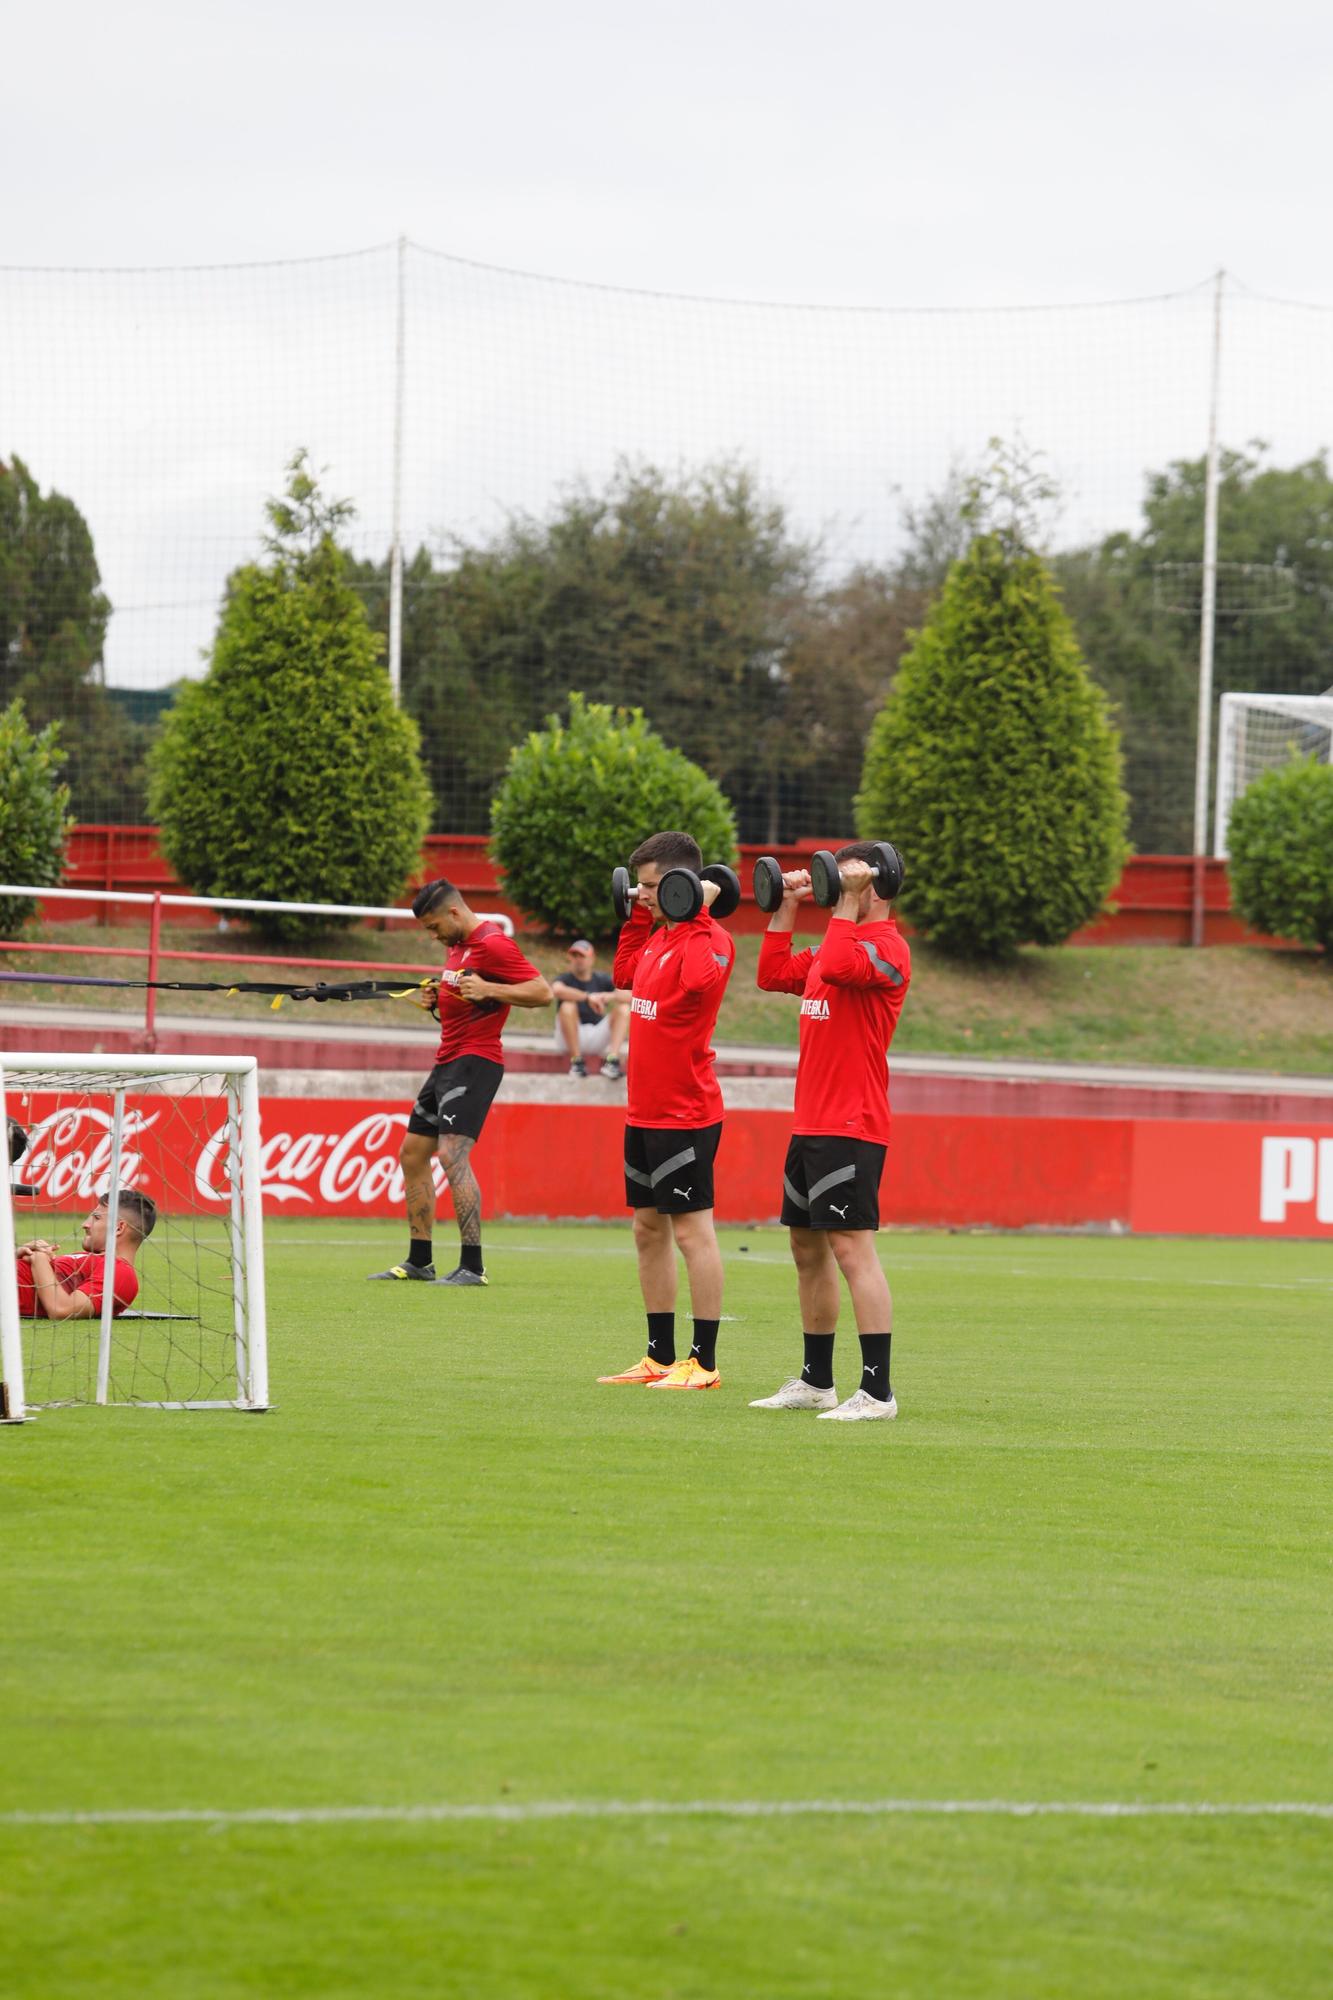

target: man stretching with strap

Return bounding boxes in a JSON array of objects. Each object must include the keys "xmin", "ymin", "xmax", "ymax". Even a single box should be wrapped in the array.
[
  {"xmin": 598, "ymin": 830, "xmax": 736, "ymax": 1390},
  {"xmin": 369, "ymin": 878, "xmax": 551, "ymax": 1287},
  {"xmin": 750, "ymin": 842, "xmax": 911, "ymax": 1421}
]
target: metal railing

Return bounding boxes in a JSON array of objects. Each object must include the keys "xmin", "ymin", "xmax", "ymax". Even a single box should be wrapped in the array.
[{"xmin": 0, "ymin": 885, "xmax": 513, "ymax": 1051}]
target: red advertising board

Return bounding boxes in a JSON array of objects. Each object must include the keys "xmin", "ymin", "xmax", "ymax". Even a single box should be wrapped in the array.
[{"xmin": 12, "ymin": 1092, "xmax": 1333, "ymax": 1239}]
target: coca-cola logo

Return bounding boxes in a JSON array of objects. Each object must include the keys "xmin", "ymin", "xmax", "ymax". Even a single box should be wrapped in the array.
[
  {"xmin": 19, "ymin": 1107, "xmax": 155, "ymax": 1202},
  {"xmin": 195, "ymin": 1111, "xmax": 450, "ymax": 1207}
]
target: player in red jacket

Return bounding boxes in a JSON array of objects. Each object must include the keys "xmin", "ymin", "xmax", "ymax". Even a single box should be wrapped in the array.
[
  {"xmin": 369, "ymin": 878, "xmax": 552, "ymax": 1288},
  {"xmin": 16, "ymin": 1189, "xmax": 158, "ymax": 1322},
  {"xmin": 598, "ymin": 830, "xmax": 736, "ymax": 1390},
  {"xmin": 750, "ymin": 842, "xmax": 911, "ymax": 1422}
]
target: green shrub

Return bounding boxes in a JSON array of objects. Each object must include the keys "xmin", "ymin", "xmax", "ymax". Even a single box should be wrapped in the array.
[
  {"xmin": 1227, "ymin": 759, "xmax": 1333, "ymax": 952},
  {"xmin": 149, "ymin": 457, "xmax": 432, "ymax": 942},
  {"xmin": 490, "ymin": 694, "xmax": 738, "ymax": 938},
  {"xmin": 856, "ymin": 533, "xmax": 1130, "ymax": 957},
  {"xmin": 0, "ymin": 699, "xmax": 72, "ymax": 936}
]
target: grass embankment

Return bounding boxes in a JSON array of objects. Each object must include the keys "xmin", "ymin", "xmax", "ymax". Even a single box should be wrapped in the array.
[{"xmin": 1, "ymin": 922, "xmax": 1330, "ymax": 1074}]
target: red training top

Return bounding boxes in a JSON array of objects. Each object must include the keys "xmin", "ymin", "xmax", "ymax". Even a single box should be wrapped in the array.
[
  {"xmin": 16, "ymin": 1253, "xmax": 139, "ymax": 1319},
  {"xmin": 614, "ymin": 902, "xmax": 736, "ymax": 1129},
  {"xmin": 757, "ymin": 916, "xmax": 911, "ymax": 1144},
  {"xmin": 434, "ymin": 922, "xmax": 543, "ymax": 1067}
]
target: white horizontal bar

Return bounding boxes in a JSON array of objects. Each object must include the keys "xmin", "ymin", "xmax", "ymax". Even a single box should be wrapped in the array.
[
  {"xmin": 0, "ymin": 884, "xmax": 514, "ymax": 932},
  {"xmin": 2, "ymin": 1798, "xmax": 1330, "ymax": 1829},
  {"xmin": 0, "ymin": 1051, "xmax": 258, "ymax": 1077}
]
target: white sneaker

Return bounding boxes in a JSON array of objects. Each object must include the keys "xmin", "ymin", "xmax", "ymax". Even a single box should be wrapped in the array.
[
  {"xmin": 817, "ymin": 1388, "xmax": 898, "ymax": 1422},
  {"xmin": 749, "ymin": 1378, "xmax": 838, "ymax": 1412}
]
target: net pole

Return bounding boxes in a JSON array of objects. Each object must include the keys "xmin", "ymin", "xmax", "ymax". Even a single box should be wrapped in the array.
[
  {"xmin": 0, "ymin": 1066, "xmax": 29, "ymax": 1422},
  {"xmin": 387, "ymin": 232, "xmax": 407, "ymax": 704},
  {"xmin": 1191, "ymin": 269, "xmax": 1225, "ymax": 946},
  {"xmin": 239, "ymin": 1063, "xmax": 268, "ymax": 1409},
  {"xmin": 226, "ymin": 1077, "xmax": 249, "ymax": 1403},
  {"xmin": 95, "ymin": 1091, "xmax": 127, "ymax": 1405}
]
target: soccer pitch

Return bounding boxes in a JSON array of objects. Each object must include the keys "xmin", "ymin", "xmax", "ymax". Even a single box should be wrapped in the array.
[{"xmin": 3, "ymin": 1221, "xmax": 1330, "ymax": 1999}]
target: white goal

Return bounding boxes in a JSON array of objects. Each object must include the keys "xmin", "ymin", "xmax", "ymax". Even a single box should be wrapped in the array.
[
  {"xmin": 1213, "ymin": 692, "xmax": 1333, "ymax": 857},
  {"xmin": 1, "ymin": 1054, "xmax": 267, "ymax": 1424}
]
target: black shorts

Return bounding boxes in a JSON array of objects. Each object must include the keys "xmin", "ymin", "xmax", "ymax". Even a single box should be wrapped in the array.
[
  {"xmin": 780, "ymin": 1135, "xmax": 886, "ymax": 1231},
  {"xmin": 406, "ymin": 1055, "xmax": 503, "ymax": 1142},
  {"xmin": 624, "ymin": 1122, "xmax": 723, "ymax": 1215}
]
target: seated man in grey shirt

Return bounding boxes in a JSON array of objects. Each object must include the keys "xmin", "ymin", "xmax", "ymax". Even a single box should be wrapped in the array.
[{"xmin": 550, "ymin": 940, "xmax": 631, "ymax": 1080}]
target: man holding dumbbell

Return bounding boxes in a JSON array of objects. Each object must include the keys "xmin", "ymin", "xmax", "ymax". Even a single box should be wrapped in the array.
[
  {"xmin": 598, "ymin": 831, "xmax": 738, "ymax": 1391},
  {"xmin": 751, "ymin": 841, "xmax": 911, "ymax": 1422}
]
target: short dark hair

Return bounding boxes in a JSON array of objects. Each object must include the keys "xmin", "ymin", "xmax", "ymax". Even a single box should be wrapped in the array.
[
  {"xmin": 629, "ymin": 831, "xmax": 702, "ymax": 873},
  {"xmin": 412, "ymin": 878, "xmax": 461, "ymax": 920},
  {"xmin": 835, "ymin": 840, "xmax": 906, "ymax": 899},
  {"xmin": 115, "ymin": 1190, "xmax": 158, "ymax": 1241}
]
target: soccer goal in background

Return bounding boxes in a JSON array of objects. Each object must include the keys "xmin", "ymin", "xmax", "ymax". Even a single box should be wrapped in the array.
[
  {"xmin": 0, "ymin": 1054, "xmax": 267, "ymax": 1424},
  {"xmin": 1213, "ymin": 692, "xmax": 1333, "ymax": 858}
]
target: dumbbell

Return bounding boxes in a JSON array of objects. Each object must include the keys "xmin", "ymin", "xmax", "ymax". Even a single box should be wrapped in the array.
[
  {"xmin": 810, "ymin": 842, "xmax": 904, "ymax": 907},
  {"xmin": 612, "ymin": 863, "xmax": 741, "ymax": 924},
  {"xmin": 753, "ymin": 856, "xmax": 786, "ymax": 914}
]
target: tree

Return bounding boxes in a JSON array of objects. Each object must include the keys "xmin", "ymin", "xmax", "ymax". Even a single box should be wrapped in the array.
[
  {"xmin": 490, "ymin": 694, "xmax": 737, "ymax": 940},
  {"xmin": 347, "ymin": 460, "xmax": 894, "ymax": 843},
  {"xmin": 0, "ymin": 455, "xmax": 148, "ymax": 821},
  {"xmin": 1227, "ymin": 760, "xmax": 1333, "ymax": 953},
  {"xmin": 149, "ymin": 453, "xmax": 432, "ymax": 941},
  {"xmin": 857, "ymin": 531, "xmax": 1130, "ymax": 958},
  {"xmin": 0, "ymin": 699, "xmax": 73, "ymax": 936}
]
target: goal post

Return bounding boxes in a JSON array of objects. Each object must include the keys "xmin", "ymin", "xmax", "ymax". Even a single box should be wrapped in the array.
[
  {"xmin": 0, "ymin": 1053, "xmax": 267, "ymax": 1425},
  {"xmin": 1213, "ymin": 693, "xmax": 1333, "ymax": 858}
]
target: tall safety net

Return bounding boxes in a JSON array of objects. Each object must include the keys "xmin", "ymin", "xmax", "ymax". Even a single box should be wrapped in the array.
[
  {"xmin": 3, "ymin": 250, "xmax": 1333, "ymax": 847},
  {"xmin": 0, "ymin": 1055, "xmax": 267, "ymax": 1422}
]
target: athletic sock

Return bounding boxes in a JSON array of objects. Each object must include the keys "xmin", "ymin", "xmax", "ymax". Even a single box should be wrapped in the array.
[
  {"xmin": 801, "ymin": 1333, "xmax": 835, "ymax": 1390},
  {"xmin": 690, "ymin": 1319, "xmax": 720, "ymax": 1372},
  {"xmin": 646, "ymin": 1312, "xmax": 676, "ymax": 1367},
  {"xmin": 459, "ymin": 1243, "xmax": 484, "ymax": 1275},
  {"xmin": 406, "ymin": 1240, "xmax": 434, "ymax": 1270},
  {"xmin": 858, "ymin": 1333, "xmax": 892, "ymax": 1401}
]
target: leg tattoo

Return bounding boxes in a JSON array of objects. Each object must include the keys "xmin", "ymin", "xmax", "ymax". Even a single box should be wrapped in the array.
[{"xmin": 440, "ymin": 1136, "xmax": 482, "ymax": 1247}]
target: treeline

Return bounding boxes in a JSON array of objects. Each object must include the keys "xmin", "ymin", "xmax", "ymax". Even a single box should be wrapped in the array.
[{"xmin": 4, "ymin": 446, "xmax": 1332, "ymax": 850}]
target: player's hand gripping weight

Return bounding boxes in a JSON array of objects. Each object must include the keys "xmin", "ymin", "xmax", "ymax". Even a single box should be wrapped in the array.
[
  {"xmin": 809, "ymin": 842, "xmax": 904, "ymax": 907},
  {"xmin": 612, "ymin": 862, "xmax": 741, "ymax": 924}
]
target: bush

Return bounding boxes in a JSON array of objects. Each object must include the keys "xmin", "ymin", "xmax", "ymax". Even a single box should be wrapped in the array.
[
  {"xmin": 0, "ymin": 699, "xmax": 72, "ymax": 936},
  {"xmin": 149, "ymin": 457, "xmax": 432, "ymax": 942},
  {"xmin": 1227, "ymin": 759, "xmax": 1333, "ymax": 952},
  {"xmin": 856, "ymin": 533, "xmax": 1130, "ymax": 957},
  {"xmin": 490, "ymin": 694, "xmax": 738, "ymax": 938}
]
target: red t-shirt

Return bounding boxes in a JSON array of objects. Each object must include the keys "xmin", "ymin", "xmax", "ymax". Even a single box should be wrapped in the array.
[
  {"xmin": 613, "ymin": 903, "xmax": 736, "ymax": 1128},
  {"xmin": 434, "ymin": 922, "xmax": 542, "ymax": 1066},
  {"xmin": 16, "ymin": 1253, "xmax": 139, "ymax": 1319},
  {"xmin": 757, "ymin": 916, "xmax": 911, "ymax": 1144}
]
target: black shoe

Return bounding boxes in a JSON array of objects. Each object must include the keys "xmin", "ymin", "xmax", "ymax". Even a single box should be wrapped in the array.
[
  {"xmin": 569, "ymin": 1059, "xmax": 588, "ymax": 1078},
  {"xmin": 600, "ymin": 1058, "xmax": 623, "ymax": 1081},
  {"xmin": 436, "ymin": 1267, "xmax": 488, "ymax": 1286},
  {"xmin": 368, "ymin": 1262, "xmax": 436, "ymax": 1281}
]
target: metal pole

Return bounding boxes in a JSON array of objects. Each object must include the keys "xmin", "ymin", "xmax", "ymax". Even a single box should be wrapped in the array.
[
  {"xmin": 141, "ymin": 892, "xmax": 163, "ymax": 1051},
  {"xmin": 388, "ymin": 232, "xmax": 407, "ymax": 704},
  {"xmin": 1190, "ymin": 270, "xmax": 1225, "ymax": 948}
]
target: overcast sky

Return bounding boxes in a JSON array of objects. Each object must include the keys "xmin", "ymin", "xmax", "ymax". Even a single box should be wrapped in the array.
[
  {"xmin": 4, "ymin": 0, "xmax": 1332, "ymax": 692},
  {"xmin": 5, "ymin": 0, "xmax": 1332, "ymax": 304}
]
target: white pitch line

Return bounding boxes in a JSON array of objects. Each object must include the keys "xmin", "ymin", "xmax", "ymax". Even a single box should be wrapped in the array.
[{"xmin": 3, "ymin": 1799, "xmax": 1331, "ymax": 1829}]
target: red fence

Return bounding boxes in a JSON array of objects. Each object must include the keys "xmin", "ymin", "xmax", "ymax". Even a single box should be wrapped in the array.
[
  {"xmin": 13, "ymin": 1092, "xmax": 1333, "ymax": 1238},
  {"xmin": 53, "ymin": 828, "xmax": 1272, "ymax": 946}
]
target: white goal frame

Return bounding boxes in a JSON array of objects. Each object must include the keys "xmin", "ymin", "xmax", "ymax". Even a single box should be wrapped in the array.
[
  {"xmin": 1213, "ymin": 692, "xmax": 1333, "ymax": 858},
  {"xmin": 0, "ymin": 1052, "xmax": 268, "ymax": 1425}
]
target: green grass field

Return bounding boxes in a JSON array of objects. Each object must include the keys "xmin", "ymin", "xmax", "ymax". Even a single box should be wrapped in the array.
[{"xmin": 3, "ymin": 1221, "xmax": 1331, "ymax": 1998}]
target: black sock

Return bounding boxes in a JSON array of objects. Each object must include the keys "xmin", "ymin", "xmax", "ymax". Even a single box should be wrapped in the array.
[
  {"xmin": 801, "ymin": 1333, "xmax": 835, "ymax": 1390},
  {"xmin": 460, "ymin": 1243, "xmax": 484, "ymax": 1275},
  {"xmin": 646, "ymin": 1312, "xmax": 675, "ymax": 1366},
  {"xmin": 690, "ymin": 1319, "xmax": 720, "ymax": 1372},
  {"xmin": 406, "ymin": 1240, "xmax": 433, "ymax": 1270},
  {"xmin": 858, "ymin": 1333, "xmax": 892, "ymax": 1401}
]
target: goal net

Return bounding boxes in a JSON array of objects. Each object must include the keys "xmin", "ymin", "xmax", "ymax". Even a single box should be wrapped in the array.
[
  {"xmin": 0, "ymin": 1054, "xmax": 267, "ymax": 1424},
  {"xmin": 1213, "ymin": 693, "xmax": 1333, "ymax": 857}
]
